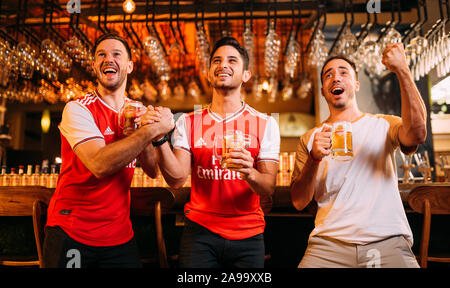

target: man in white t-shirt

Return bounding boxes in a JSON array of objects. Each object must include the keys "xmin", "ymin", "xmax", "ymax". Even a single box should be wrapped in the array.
[
  {"xmin": 290, "ymin": 43, "xmax": 427, "ymax": 268},
  {"xmin": 146, "ymin": 37, "xmax": 280, "ymax": 268}
]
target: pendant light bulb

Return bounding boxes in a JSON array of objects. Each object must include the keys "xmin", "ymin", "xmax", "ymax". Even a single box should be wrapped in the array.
[{"xmin": 123, "ymin": 0, "xmax": 136, "ymax": 14}]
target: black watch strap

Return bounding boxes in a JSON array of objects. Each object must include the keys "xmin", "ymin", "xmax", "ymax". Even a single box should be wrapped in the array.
[{"xmin": 152, "ymin": 134, "xmax": 169, "ymax": 147}]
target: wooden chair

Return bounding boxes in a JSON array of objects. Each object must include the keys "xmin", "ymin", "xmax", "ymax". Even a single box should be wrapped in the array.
[
  {"xmin": 32, "ymin": 200, "xmax": 48, "ymax": 268},
  {"xmin": 130, "ymin": 187, "xmax": 175, "ymax": 268},
  {"xmin": 0, "ymin": 186, "xmax": 52, "ymax": 267},
  {"xmin": 408, "ymin": 185, "xmax": 450, "ymax": 268}
]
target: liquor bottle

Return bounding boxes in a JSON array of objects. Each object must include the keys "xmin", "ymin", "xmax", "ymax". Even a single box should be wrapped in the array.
[
  {"xmin": 30, "ymin": 165, "xmax": 40, "ymax": 186},
  {"xmin": 0, "ymin": 165, "xmax": 8, "ymax": 186},
  {"xmin": 22, "ymin": 165, "xmax": 32, "ymax": 186},
  {"xmin": 48, "ymin": 164, "xmax": 58, "ymax": 188},
  {"xmin": 10, "ymin": 167, "xmax": 18, "ymax": 186},
  {"xmin": 17, "ymin": 165, "xmax": 25, "ymax": 186},
  {"xmin": 39, "ymin": 165, "xmax": 48, "ymax": 187}
]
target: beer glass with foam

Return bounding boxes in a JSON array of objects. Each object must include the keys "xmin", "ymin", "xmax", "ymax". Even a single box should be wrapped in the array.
[
  {"xmin": 118, "ymin": 101, "xmax": 146, "ymax": 136},
  {"xmin": 331, "ymin": 121, "xmax": 353, "ymax": 161},
  {"xmin": 213, "ymin": 130, "xmax": 250, "ymax": 168}
]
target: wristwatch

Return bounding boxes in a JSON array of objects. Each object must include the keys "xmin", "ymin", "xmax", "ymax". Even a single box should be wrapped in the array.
[{"xmin": 152, "ymin": 134, "xmax": 169, "ymax": 147}]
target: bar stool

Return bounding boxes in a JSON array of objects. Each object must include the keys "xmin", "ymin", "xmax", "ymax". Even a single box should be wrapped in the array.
[
  {"xmin": 408, "ymin": 185, "xmax": 450, "ymax": 268},
  {"xmin": 130, "ymin": 187, "xmax": 175, "ymax": 268},
  {"xmin": 0, "ymin": 186, "xmax": 52, "ymax": 267},
  {"xmin": 32, "ymin": 199, "xmax": 48, "ymax": 268}
]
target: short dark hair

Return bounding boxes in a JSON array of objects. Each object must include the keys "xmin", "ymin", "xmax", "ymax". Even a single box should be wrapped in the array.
[
  {"xmin": 210, "ymin": 37, "xmax": 250, "ymax": 70},
  {"xmin": 93, "ymin": 33, "xmax": 132, "ymax": 60},
  {"xmin": 320, "ymin": 55, "xmax": 358, "ymax": 84}
]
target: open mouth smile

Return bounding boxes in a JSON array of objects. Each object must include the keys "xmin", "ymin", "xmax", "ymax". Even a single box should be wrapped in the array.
[
  {"xmin": 102, "ymin": 66, "xmax": 118, "ymax": 76},
  {"xmin": 330, "ymin": 87, "xmax": 344, "ymax": 95}
]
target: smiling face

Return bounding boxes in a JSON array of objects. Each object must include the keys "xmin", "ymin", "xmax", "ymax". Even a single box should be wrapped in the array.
[
  {"xmin": 321, "ymin": 58, "xmax": 360, "ymax": 110},
  {"xmin": 208, "ymin": 45, "xmax": 251, "ymax": 91},
  {"xmin": 92, "ymin": 38, "xmax": 133, "ymax": 92}
]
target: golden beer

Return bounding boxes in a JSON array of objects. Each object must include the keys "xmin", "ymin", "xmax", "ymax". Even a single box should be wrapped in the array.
[
  {"xmin": 119, "ymin": 101, "xmax": 145, "ymax": 136},
  {"xmin": 221, "ymin": 131, "xmax": 246, "ymax": 168},
  {"xmin": 331, "ymin": 122, "xmax": 353, "ymax": 161}
]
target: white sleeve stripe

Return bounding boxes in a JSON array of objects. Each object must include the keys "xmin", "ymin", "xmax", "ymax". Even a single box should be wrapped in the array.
[
  {"xmin": 173, "ymin": 146, "xmax": 191, "ymax": 154},
  {"xmin": 73, "ymin": 136, "xmax": 104, "ymax": 150},
  {"xmin": 257, "ymin": 158, "xmax": 279, "ymax": 163}
]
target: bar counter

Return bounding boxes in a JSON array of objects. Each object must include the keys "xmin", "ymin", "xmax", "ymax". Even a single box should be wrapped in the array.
[
  {"xmin": 1, "ymin": 183, "xmax": 449, "ymax": 268},
  {"xmin": 2, "ymin": 183, "xmax": 449, "ymax": 217}
]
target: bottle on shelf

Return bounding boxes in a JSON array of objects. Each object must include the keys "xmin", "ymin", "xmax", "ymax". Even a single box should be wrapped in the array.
[
  {"xmin": 39, "ymin": 165, "xmax": 49, "ymax": 187},
  {"xmin": 30, "ymin": 165, "xmax": 40, "ymax": 186},
  {"xmin": 1, "ymin": 165, "xmax": 9, "ymax": 186},
  {"xmin": 21, "ymin": 165, "xmax": 33, "ymax": 186},
  {"xmin": 10, "ymin": 167, "xmax": 18, "ymax": 186},
  {"xmin": 48, "ymin": 164, "xmax": 58, "ymax": 188}
]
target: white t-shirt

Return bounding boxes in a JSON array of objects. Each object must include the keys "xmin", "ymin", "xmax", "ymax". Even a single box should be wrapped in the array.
[{"xmin": 291, "ymin": 113, "xmax": 416, "ymax": 245}]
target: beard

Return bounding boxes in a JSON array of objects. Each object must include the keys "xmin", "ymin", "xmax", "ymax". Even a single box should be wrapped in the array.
[
  {"xmin": 332, "ymin": 100, "xmax": 347, "ymax": 109},
  {"xmin": 96, "ymin": 69, "xmax": 127, "ymax": 91}
]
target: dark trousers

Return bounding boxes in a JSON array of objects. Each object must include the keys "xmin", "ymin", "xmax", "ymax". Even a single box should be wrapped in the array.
[
  {"xmin": 179, "ymin": 218, "xmax": 265, "ymax": 268},
  {"xmin": 43, "ymin": 226, "xmax": 142, "ymax": 268}
]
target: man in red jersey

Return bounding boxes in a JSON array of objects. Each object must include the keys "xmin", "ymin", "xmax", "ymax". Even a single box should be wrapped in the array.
[
  {"xmin": 147, "ymin": 37, "xmax": 280, "ymax": 268},
  {"xmin": 43, "ymin": 33, "xmax": 174, "ymax": 268}
]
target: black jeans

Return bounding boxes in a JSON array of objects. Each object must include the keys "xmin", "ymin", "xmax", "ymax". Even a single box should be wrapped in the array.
[
  {"xmin": 179, "ymin": 218, "xmax": 265, "ymax": 268},
  {"xmin": 43, "ymin": 226, "xmax": 142, "ymax": 268}
]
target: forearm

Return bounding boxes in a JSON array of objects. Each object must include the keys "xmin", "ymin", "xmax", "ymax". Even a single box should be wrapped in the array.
[
  {"xmin": 290, "ymin": 156, "xmax": 319, "ymax": 211},
  {"xmin": 156, "ymin": 144, "xmax": 189, "ymax": 188},
  {"xmin": 140, "ymin": 144, "xmax": 158, "ymax": 178},
  {"xmin": 88, "ymin": 127, "xmax": 157, "ymax": 178},
  {"xmin": 397, "ymin": 68, "xmax": 427, "ymax": 144}
]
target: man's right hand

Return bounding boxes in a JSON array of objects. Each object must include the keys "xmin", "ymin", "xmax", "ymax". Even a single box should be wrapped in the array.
[
  {"xmin": 310, "ymin": 125, "xmax": 332, "ymax": 161},
  {"xmin": 150, "ymin": 106, "xmax": 175, "ymax": 140}
]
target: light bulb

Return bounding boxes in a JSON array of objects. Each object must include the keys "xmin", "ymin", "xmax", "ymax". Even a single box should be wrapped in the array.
[
  {"xmin": 123, "ymin": 0, "xmax": 136, "ymax": 14},
  {"xmin": 41, "ymin": 109, "xmax": 51, "ymax": 133},
  {"xmin": 261, "ymin": 79, "xmax": 271, "ymax": 92}
]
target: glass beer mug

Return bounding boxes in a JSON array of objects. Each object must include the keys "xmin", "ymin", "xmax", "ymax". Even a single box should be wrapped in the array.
[
  {"xmin": 213, "ymin": 130, "xmax": 250, "ymax": 169},
  {"xmin": 118, "ymin": 100, "xmax": 146, "ymax": 136},
  {"xmin": 331, "ymin": 121, "xmax": 353, "ymax": 161}
]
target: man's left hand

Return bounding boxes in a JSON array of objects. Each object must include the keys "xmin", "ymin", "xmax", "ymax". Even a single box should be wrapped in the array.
[
  {"xmin": 382, "ymin": 42, "xmax": 409, "ymax": 74},
  {"xmin": 224, "ymin": 147, "xmax": 255, "ymax": 180}
]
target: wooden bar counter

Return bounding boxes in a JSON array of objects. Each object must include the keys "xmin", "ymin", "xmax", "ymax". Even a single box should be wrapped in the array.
[{"xmin": 2, "ymin": 183, "xmax": 449, "ymax": 216}]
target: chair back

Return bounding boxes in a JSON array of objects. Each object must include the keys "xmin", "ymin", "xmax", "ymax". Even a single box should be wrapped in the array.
[
  {"xmin": 408, "ymin": 185, "xmax": 450, "ymax": 268},
  {"xmin": 130, "ymin": 187, "xmax": 175, "ymax": 268},
  {"xmin": 408, "ymin": 186, "xmax": 450, "ymax": 215},
  {"xmin": 130, "ymin": 187, "xmax": 175, "ymax": 216},
  {"xmin": 0, "ymin": 186, "xmax": 52, "ymax": 267},
  {"xmin": 33, "ymin": 200, "xmax": 48, "ymax": 268}
]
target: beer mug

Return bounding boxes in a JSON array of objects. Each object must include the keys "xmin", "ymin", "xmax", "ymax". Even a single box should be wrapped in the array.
[
  {"xmin": 118, "ymin": 100, "xmax": 146, "ymax": 136},
  {"xmin": 213, "ymin": 130, "xmax": 250, "ymax": 169},
  {"xmin": 331, "ymin": 121, "xmax": 353, "ymax": 161}
]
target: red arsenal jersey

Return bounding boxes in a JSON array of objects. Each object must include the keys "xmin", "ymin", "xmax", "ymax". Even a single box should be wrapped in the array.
[
  {"xmin": 172, "ymin": 103, "xmax": 280, "ymax": 240},
  {"xmin": 46, "ymin": 91, "xmax": 136, "ymax": 247}
]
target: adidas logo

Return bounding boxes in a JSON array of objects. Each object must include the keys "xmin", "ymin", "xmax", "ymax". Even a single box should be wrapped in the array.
[
  {"xmin": 103, "ymin": 126, "xmax": 115, "ymax": 136},
  {"xmin": 194, "ymin": 137, "xmax": 207, "ymax": 148}
]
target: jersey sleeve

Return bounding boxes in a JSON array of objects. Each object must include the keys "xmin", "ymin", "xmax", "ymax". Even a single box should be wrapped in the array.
[
  {"xmin": 257, "ymin": 116, "xmax": 280, "ymax": 163},
  {"xmin": 171, "ymin": 113, "xmax": 191, "ymax": 154},
  {"xmin": 378, "ymin": 114, "xmax": 418, "ymax": 155},
  {"xmin": 290, "ymin": 128, "xmax": 315, "ymax": 185},
  {"xmin": 59, "ymin": 101, "xmax": 104, "ymax": 150}
]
